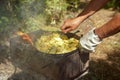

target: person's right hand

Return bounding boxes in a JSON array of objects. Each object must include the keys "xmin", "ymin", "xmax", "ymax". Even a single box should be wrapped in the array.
[{"xmin": 61, "ymin": 17, "xmax": 83, "ymax": 33}]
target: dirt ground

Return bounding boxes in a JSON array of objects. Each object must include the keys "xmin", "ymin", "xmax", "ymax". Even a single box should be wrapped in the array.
[{"xmin": 0, "ymin": 9, "xmax": 120, "ymax": 80}]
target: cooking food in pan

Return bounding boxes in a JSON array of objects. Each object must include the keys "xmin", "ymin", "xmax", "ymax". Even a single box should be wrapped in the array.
[{"xmin": 35, "ymin": 33, "xmax": 79, "ymax": 54}]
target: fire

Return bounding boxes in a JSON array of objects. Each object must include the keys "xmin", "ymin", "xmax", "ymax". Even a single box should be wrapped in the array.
[{"xmin": 17, "ymin": 31, "xmax": 33, "ymax": 45}]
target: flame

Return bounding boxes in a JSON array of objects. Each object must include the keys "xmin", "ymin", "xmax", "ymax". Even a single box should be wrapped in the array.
[{"xmin": 17, "ymin": 31, "xmax": 33, "ymax": 45}]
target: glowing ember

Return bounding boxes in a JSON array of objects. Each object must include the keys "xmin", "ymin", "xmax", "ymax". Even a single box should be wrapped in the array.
[{"xmin": 17, "ymin": 31, "xmax": 33, "ymax": 45}]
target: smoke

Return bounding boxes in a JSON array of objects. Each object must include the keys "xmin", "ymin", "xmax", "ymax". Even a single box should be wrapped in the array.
[
  {"xmin": 0, "ymin": 0, "xmax": 48, "ymax": 47},
  {"xmin": 0, "ymin": 0, "xmax": 61, "ymax": 42},
  {"xmin": 16, "ymin": 0, "xmax": 47, "ymax": 32}
]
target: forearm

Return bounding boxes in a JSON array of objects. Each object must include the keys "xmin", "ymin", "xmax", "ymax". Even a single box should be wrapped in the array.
[
  {"xmin": 80, "ymin": 14, "xmax": 120, "ymax": 52},
  {"xmin": 95, "ymin": 14, "xmax": 120, "ymax": 40},
  {"xmin": 77, "ymin": 0, "xmax": 109, "ymax": 20}
]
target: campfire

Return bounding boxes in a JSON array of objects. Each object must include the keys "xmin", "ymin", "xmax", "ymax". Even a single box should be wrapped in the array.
[{"xmin": 11, "ymin": 29, "xmax": 89, "ymax": 80}]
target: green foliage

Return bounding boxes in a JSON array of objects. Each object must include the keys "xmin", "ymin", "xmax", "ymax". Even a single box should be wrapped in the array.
[
  {"xmin": 18, "ymin": 0, "xmax": 35, "ymax": 4},
  {"xmin": 0, "ymin": 0, "xmax": 47, "ymax": 34},
  {"xmin": 20, "ymin": 14, "xmax": 46, "ymax": 32},
  {"xmin": 66, "ymin": 0, "xmax": 81, "ymax": 12},
  {"xmin": 0, "ymin": 0, "xmax": 82, "ymax": 33},
  {"xmin": 18, "ymin": 0, "xmax": 46, "ymax": 32},
  {"xmin": 45, "ymin": 0, "xmax": 82, "ymax": 25},
  {"xmin": 8, "ymin": 0, "xmax": 46, "ymax": 33},
  {"xmin": 0, "ymin": 16, "xmax": 10, "ymax": 32},
  {"xmin": 105, "ymin": 0, "xmax": 120, "ymax": 11},
  {"xmin": 0, "ymin": 1, "xmax": 12, "ymax": 33},
  {"xmin": 45, "ymin": 0, "xmax": 68, "ymax": 25}
]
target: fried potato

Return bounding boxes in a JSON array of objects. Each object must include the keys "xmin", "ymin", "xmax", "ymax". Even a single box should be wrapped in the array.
[{"xmin": 35, "ymin": 33, "xmax": 79, "ymax": 54}]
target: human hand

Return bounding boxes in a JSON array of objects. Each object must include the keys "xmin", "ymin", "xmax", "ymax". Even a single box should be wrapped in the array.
[
  {"xmin": 79, "ymin": 28, "xmax": 101, "ymax": 52},
  {"xmin": 61, "ymin": 17, "xmax": 83, "ymax": 33}
]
